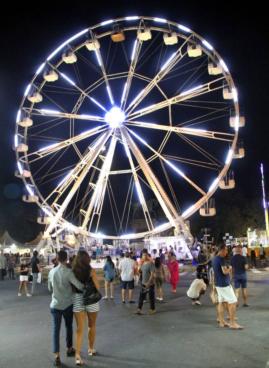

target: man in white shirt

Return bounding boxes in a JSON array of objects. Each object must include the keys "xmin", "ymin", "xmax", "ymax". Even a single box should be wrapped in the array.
[{"xmin": 119, "ymin": 252, "xmax": 136, "ymax": 303}]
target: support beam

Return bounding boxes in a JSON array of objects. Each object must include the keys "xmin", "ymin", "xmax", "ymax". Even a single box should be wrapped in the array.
[
  {"xmin": 44, "ymin": 131, "xmax": 111, "ymax": 236},
  {"xmin": 82, "ymin": 135, "xmax": 117, "ymax": 230}
]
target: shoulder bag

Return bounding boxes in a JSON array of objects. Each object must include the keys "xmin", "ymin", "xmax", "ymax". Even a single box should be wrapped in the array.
[{"xmin": 83, "ymin": 276, "xmax": 102, "ymax": 305}]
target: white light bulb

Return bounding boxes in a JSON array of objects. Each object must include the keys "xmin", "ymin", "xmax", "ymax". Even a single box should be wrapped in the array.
[{"xmin": 105, "ymin": 107, "xmax": 125, "ymax": 128}]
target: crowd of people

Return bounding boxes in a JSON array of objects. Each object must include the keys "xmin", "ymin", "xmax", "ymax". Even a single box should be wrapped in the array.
[
  {"xmin": 46, "ymin": 247, "xmax": 183, "ymax": 366},
  {"xmin": 0, "ymin": 242, "xmax": 267, "ymax": 366}
]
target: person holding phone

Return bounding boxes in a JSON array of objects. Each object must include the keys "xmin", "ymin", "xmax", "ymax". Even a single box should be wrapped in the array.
[{"xmin": 212, "ymin": 244, "xmax": 243, "ymax": 330}]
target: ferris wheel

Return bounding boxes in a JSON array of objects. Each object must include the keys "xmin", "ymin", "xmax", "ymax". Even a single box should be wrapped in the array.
[{"xmin": 14, "ymin": 16, "xmax": 245, "ymax": 241}]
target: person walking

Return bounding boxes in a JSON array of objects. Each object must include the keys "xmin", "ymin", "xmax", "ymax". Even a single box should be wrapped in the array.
[
  {"xmin": 154, "ymin": 257, "xmax": 165, "ymax": 301},
  {"xmin": 167, "ymin": 253, "xmax": 179, "ymax": 293},
  {"xmin": 0, "ymin": 251, "xmax": 7, "ymax": 281},
  {"xmin": 7, "ymin": 255, "xmax": 15, "ymax": 280},
  {"xmin": 31, "ymin": 250, "xmax": 41, "ymax": 295},
  {"xmin": 103, "ymin": 256, "xmax": 116, "ymax": 299},
  {"xmin": 259, "ymin": 244, "xmax": 265, "ymax": 260},
  {"xmin": 18, "ymin": 259, "xmax": 31, "ymax": 297},
  {"xmin": 136, "ymin": 249, "xmax": 156, "ymax": 315},
  {"xmin": 250, "ymin": 249, "xmax": 257, "ymax": 268},
  {"xmin": 72, "ymin": 250, "xmax": 100, "ymax": 365},
  {"xmin": 48, "ymin": 250, "xmax": 84, "ymax": 367},
  {"xmin": 212, "ymin": 244, "xmax": 243, "ymax": 330},
  {"xmin": 231, "ymin": 246, "xmax": 249, "ymax": 306}
]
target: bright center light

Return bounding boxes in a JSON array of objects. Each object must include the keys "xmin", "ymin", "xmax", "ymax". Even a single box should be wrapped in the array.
[{"xmin": 105, "ymin": 106, "xmax": 125, "ymax": 128}]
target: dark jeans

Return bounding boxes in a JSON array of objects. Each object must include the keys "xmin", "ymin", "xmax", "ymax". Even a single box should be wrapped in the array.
[
  {"xmin": 50, "ymin": 304, "xmax": 73, "ymax": 353},
  {"xmin": 8, "ymin": 268, "xmax": 15, "ymax": 280},
  {"xmin": 0, "ymin": 269, "xmax": 6, "ymax": 280},
  {"xmin": 138, "ymin": 284, "xmax": 155, "ymax": 310}
]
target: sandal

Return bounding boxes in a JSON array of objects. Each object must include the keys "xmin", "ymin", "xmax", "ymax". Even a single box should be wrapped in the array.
[
  {"xmin": 75, "ymin": 356, "xmax": 84, "ymax": 365},
  {"xmin": 88, "ymin": 349, "xmax": 97, "ymax": 356}
]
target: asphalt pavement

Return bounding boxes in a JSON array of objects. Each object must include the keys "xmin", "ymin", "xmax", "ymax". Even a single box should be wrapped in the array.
[{"xmin": 0, "ymin": 268, "xmax": 268, "ymax": 368}]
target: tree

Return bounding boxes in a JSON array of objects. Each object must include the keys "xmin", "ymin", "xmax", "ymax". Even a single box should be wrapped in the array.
[{"xmin": 190, "ymin": 191, "xmax": 264, "ymax": 242}]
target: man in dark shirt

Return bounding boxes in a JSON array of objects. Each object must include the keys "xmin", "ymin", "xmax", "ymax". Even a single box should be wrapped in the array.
[
  {"xmin": 212, "ymin": 244, "xmax": 243, "ymax": 329},
  {"xmin": 31, "ymin": 250, "xmax": 40, "ymax": 295},
  {"xmin": 231, "ymin": 246, "xmax": 248, "ymax": 306}
]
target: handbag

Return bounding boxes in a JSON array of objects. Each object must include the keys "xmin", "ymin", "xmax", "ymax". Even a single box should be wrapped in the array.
[
  {"xmin": 83, "ymin": 277, "xmax": 102, "ymax": 305},
  {"xmin": 28, "ymin": 274, "xmax": 33, "ymax": 282}
]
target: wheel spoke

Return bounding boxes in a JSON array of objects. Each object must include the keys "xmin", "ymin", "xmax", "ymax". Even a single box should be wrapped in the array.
[
  {"xmin": 127, "ymin": 77, "xmax": 225, "ymax": 120},
  {"xmin": 89, "ymin": 35, "xmax": 115, "ymax": 105},
  {"xmin": 26, "ymin": 108, "xmax": 106, "ymax": 123},
  {"xmin": 27, "ymin": 125, "xmax": 107, "ymax": 163},
  {"xmin": 48, "ymin": 62, "xmax": 107, "ymax": 112},
  {"xmin": 121, "ymin": 127, "xmax": 185, "ymax": 230},
  {"xmin": 120, "ymin": 39, "xmax": 143, "ymax": 109},
  {"xmin": 128, "ymin": 127, "xmax": 206, "ymax": 196},
  {"xmin": 125, "ymin": 36, "xmax": 191, "ymax": 114},
  {"xmin": 126, "ymin": 120, "xmax": 234, "ymax": 142}
]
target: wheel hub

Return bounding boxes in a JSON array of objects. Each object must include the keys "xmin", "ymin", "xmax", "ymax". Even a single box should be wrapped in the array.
[{"xmin": 105, "ymin": 106, "xmax": 125, "ymax": 128}]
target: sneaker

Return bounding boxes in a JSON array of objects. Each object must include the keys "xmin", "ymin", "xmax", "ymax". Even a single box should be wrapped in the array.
[
  {"xmin": 149, "ymin": 309, "xmax": 156, "ymax": 315},
  {"xmin": 129, "ymin": 300, "xmax": 136, "ymax": 304},
  {"xmin": 135, "ymin": 309, "xmax": 143, "ymax": 315},
  {"xmin": 122, "ymin": 300, "xmax": 126, "ymax": 304},
  {"xmin": 195, "ymin": 300, "xmax": 201, "ymax": 305},
  {"xmin": 66, "ymin": 347, "xmax": 76, "ymax": 357},
  {"xmin": 159, "ymin": 298, "xmax": 163, "ymax": 301},
  {"xmin": 102, "ymin": 296, "xmax": 108, "ymax": 300},
  {"xmin": 18, "ymin": 293, "xmax": 22, "ymax": 296},
  {"xmin": 110, "ymin": 296, "xmax": 114, "ymax": 299},
  {"xmin": 26, "ymin": 293, "xmax": 32, "ymax": 297},
  {"xmin": 243, "ymin": 303, "xmax": 249, "ymax": 307},
  {"xmin": 156, "ymin": 297, "xmax": 160, "ymax": 301}
]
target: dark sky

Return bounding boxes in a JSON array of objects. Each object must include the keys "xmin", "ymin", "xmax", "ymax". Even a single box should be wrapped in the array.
[{"xmin": 1, "ymin": 1, "xmax": 268, "ymax": 241}]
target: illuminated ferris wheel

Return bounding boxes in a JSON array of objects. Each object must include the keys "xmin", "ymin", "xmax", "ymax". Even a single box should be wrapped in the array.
[{"xmin": 14, "ymin": 16, "xmax": 245, "ymax": 241}]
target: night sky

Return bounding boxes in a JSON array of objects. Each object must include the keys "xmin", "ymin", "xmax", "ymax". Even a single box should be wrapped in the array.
[{"xmin": 1, "ymin": 1, "xmax": 268, "ymax": 242}]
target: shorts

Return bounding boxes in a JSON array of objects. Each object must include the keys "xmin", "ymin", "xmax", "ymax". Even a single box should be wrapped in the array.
[
  {"xmin": 234, "ymin": 274, "xmax": 247, "ymax": 289},
  {"xmin": 105, "ymin": 277, "xmax": 114, "ymax": 282},
  {"xmin": 121, "ymin": 280, "xmax": 134, "ymax": 290},
  {"xmin": 20, "ymin": 275, "xmax": 28, "ymax": 282},
  {"xmin": 216, "ymin": 285, "xmax": 237, "ymax": 304},
  {"xmin": 73, "ymin": 293, "xmax": 100, "ymax": 313}
]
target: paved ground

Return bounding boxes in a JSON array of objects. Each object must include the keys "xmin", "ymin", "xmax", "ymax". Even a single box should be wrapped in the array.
[{"xmin": 0, "ymin": 268, "xmax": 269, "ymax": 368}]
